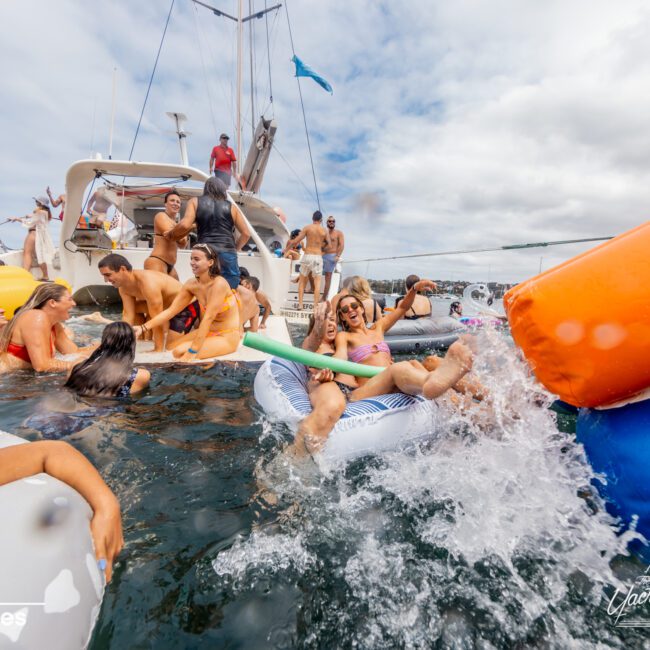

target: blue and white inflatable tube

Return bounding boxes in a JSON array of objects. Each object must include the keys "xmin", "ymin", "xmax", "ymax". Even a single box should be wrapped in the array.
[
  {"xmin": 254, "ymin": 358, "xmax": 442, "ymax": 461},
  {"xmin": 0, "ymin": 431, "xmax": 104, "ymax": 649},
  {"xmin": 576, "ymin": 398, "xmax": 650, "ymax": 555}
]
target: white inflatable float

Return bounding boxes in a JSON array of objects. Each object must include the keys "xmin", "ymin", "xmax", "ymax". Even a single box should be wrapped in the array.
[
  {"xmin": 0, "ymin": 432, "xmax": 104, "ymax": 649},
  {"xmin": 254, "ymin": 358, "xmax": 442, "ymax": 461}
]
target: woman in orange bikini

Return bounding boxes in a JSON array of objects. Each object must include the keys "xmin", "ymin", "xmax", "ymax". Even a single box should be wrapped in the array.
[
  {"xmin": 0, "ymin": 283, "xmax": 92, "ymax": 372},
  {"xmin": 134, "ymin": 243, "xmax": 241, "ymax": 360}
]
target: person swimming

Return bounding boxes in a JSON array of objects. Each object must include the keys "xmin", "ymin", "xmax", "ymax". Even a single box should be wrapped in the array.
[
  {"xmin": 134, "ymin": 243, "xmax": 241, "ymax": 360},
  {"xmin": 64, "ymin": 322, "xmax": 150, "ymax": 398},
  {"xmin": 449, "ymin": 301, "xmax": 463, "ymax": 318},
  {"xmin": 0, "ymin": 283, "xmax": 93, "ymax": 373}
]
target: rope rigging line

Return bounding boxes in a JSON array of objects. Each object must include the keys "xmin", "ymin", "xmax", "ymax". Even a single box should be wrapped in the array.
[
  {"xmin": 343, "ymin": 236, "xmax": 614, "ymax": 264},
  {"xmin": 128, "ymin": 0, "xmax": 175, "ymax": 161},
  {"xmin": 284, "ymin": 0, "xmax": 321, "ymax": 212},
  {"xmin": 264, "ymin": 0, "xmax": 274, "ymax": 110}
]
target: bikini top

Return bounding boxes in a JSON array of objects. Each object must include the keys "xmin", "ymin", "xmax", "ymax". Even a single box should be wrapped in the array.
[
  {"xmin": 348, "ymin": 341, "xmax": 390, "ymax": 364},
  {"xmin": 6, "ymin": 326, "xmax": 56, "ymax": 364},
  {"xmin": 199, "ymin": 289, "xmax": 241, "ymax": 316}
]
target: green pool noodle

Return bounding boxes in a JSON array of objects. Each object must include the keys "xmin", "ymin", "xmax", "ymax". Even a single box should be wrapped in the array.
[{"xmin": 243, "ymin": 332, "xmax": 384, "ymax": 378}]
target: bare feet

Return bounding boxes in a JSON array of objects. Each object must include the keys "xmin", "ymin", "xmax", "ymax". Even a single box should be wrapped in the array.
[{"xmin": 422, "ymin": 340, "xmax": 473, "ymax": 399}]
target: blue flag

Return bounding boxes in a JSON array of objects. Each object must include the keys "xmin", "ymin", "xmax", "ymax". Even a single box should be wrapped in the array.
[{"xmin": 292, "ymin": 55, "xmax": 333, "ymax": 94}]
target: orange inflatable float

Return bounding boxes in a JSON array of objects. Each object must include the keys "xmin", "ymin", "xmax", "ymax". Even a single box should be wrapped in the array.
[{"xmin": 504, "ymin": 221, "xmax": 650, "ymax": 408}]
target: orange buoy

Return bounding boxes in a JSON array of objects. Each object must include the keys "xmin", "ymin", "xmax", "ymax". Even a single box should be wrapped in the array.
[{"xmin": 504, "ymin": 221, "xmax": 650, "ymax": 408}]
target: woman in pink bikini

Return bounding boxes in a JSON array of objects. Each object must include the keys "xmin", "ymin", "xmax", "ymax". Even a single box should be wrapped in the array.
[
  {"xmin": 134, "ymin": 243, "xmax": 241, "ymax": 360},
  {"xmin": 333, "ymin": 280, "xmax": 475, "ymax": 401},
  {"xmin": 0, "ymin": 283, "xmax": 91, "ymax": 372}
]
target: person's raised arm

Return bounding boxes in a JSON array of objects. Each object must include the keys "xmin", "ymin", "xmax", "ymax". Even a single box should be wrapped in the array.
[
  {"xmin": 0, "ymin": 440, "xmax": 123, "ymax": 582},
  {"xmin": 165, "ymin": 198, "xmax": 197, "ymax": 241},
  {"xmin": 231, "ymin": 203, "xmax": 251, "ymax": 251},
  {"xmin": 377, "ymin": 280, "xmax": 437, "ymax": 334},
  {"xmin": 47, "ymin": 187, "xmax": 64, "ymax": 208},
  {"xmin": 302, "ymin": 302, "xmax": 329, "ymax": 352},
  {"xmin": 334, "ymin": 331, "xmax": 350, "ymax": 360},
  {"xmin": 283, "ymin": 227, "xmax": 307, "ymax": 255}
]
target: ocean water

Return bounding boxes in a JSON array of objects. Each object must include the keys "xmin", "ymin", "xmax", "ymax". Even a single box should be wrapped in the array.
[{"xmin": 0, "ymin": 313, "xmax": 648, "ymax": 648}]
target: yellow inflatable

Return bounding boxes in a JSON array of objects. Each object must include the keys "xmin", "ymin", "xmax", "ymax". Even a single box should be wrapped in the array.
[
  {"xmin": 0, "ymin": 266, "xmax": 72, "ymax": 319},
  {"xmin": 504, "ymin": 221, "xmax": 650, "ymax": 408}
]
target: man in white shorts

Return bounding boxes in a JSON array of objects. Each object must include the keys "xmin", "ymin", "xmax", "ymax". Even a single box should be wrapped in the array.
[{"xmin": 284, "ymin": 211, "xmax": 331, "ymax": 310}]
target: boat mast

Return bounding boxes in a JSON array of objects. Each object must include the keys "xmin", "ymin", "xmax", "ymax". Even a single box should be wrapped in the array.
[
  {"xmin": 237, "ymin": 0, "xmax": 243, "ymax": 167},
  {"xmin": 108, "ymin": 68, "xmax": 117, "ymax": 160},
  {"xmin": 249, "ymin": 0, "xmax": 256, "ymax": 141},
  {"xmin": 166, "ymin": 112, "xmax": 190, "ymax": 166}
]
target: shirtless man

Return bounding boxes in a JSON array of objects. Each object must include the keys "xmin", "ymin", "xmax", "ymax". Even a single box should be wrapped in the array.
[
  {"xmin": 86, "ymin": 187, "xmax": 116, "ymax": 226},
  {"xmin": 321, "ymin": 215, "xmax": 344, "ymax": 301},
  {"xmin": 98, "ymin": 254, "xmax": 198, "ymax": 352},
  {"xmin": 395, "ymin": 274, "xmax": 433, "ymax": 319},
  {"xmin": 143, "ymin": 190, "xmax": 187, "ymax": 279},
  {"xmin": 284, "ymin": 211, "xmax": 331, "ymax": 310},
  {"xmin": 237, "ymin": 283, "xmax": 260, "ymax": 332},
  {"xmin": 241, "ymin": 276, "xmax": 272, "ymax": 329}
]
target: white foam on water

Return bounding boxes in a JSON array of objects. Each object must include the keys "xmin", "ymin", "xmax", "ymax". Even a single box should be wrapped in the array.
[{"xmin": 217, "ymin": 329, "xmax": 640, "ymax": 646}]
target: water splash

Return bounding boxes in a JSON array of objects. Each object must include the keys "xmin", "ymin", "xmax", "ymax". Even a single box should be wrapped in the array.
[{"xmin": 214, "ymin": 328, "xmax": 641, "ymax": 647}]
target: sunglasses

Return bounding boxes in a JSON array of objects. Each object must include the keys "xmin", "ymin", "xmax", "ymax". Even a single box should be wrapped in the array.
[
  {"xmin": 340, "ymin": 301, "xmax": 361, "ymax": 314},
  {"xmin": 327, "ymin": 220, "xmax": 335, "ymax": 223}
]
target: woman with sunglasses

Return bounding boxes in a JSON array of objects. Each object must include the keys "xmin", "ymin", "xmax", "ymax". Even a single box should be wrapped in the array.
[
  {"xmin": 134, "ymin": 243, "xmax": 241, "ymax": 360},
  {"xmin": 334, "ymin": 280, "xmax": 474, "ymax": 399}
]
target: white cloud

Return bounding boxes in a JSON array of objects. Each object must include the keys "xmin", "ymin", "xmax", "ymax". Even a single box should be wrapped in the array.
[{"xmin": 1, "ymin": 0, "xmax": 649, "ymax": 282}]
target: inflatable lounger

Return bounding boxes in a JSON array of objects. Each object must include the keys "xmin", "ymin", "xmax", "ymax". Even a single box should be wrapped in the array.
[
  {"xmin": 384, "ymin": 316, "xmax": 465, "ymax": 353},
  {"xmin": 254, "ymin": 358, "xmax": 442, "ymax": 461},
  {"xmin": 0, "ymin": 432, "xmax": 104, "ymax": 649}
]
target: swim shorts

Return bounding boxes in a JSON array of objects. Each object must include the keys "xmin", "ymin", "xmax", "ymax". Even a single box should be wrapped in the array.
[
  {"xmin": 169, "ymin": 300, "xmax": 200, "ymax": 334},
  {"xmin": 299, "ymin": 254, "xmax": 323, "ymax": 276},
  {"xmin": 322, "ymin": 253, "xmax": 337, "ymax": 274}
]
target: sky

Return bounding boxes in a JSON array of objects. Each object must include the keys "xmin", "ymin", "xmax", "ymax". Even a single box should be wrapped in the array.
[{"xmin": 1, "ymin": 0, "xmax": 650, "ymax": 283}]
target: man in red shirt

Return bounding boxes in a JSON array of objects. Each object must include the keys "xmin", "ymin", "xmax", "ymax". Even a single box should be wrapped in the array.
[{"xmin": 209, "ymin": 133, "xmax": 237, "ymax": 187}]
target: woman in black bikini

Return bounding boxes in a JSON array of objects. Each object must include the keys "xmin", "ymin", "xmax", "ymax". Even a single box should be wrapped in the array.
[
  {"xmin": 65, "ymin": 322, "xmax": 150, "ymax": 397},
  {"xmin": 144, "ymin": 190, "xmax": 187, "ymax": 279}
]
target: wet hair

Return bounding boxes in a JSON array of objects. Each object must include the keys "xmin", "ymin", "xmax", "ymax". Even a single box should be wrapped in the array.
[
  {"xmin": 405, "ymin": 274, "xmax": 420, "ymax": 291},
  {"xmin": 98, "ymin": 253, "xmax": 132, "ymax": 272},
  {"xmin": 239, "ymin": 266, "xmax": 250, "ymax": 279},
  {"xmin": 244, "ymin": 276, "xmax": 260, "ymax": 291},
  {"xmin": 348, "ymin": 276, "xmax": 372, "ymax": 302},
  {"xmin": 203, "ymin": 176, "xmax": 228, "ymax": 201},
  {"xmin": 164, "ymin": 189, "xmax": 181, "ymax": 203},
  {"xmin": 192, "ymin": 243, "xmax": 221, "ymax": 277},
  {"xmin": 450, "ymin": 301, "xmax": 462, "ymax": 316},
  {"xmin": 64, "ymin": 322, "xmax": 136, "ymax": 397},
  {"xmin": 0, "ymin": 283, "xmax": 68, "ymax": 353},
  {"xmin": 290, "ymin": 229, "xmax": 301, "ymax": 239},
  {"xmin": 312, "ymin": 211, "xmax": 322, "ymax": 221}
]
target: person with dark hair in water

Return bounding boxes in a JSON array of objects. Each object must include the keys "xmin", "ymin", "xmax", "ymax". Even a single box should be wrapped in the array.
[
  {"xmin": 64, "ymin": 322, "xmax": 150, "ymax": 398},
  {"xmin": 134, "ymin": 243, "xmax": 241, "ymax": 360},
  {"xmin": 395, "ymin": 274, "xmax": 432, "ymax": 320},
  {"xmin": 163, "ymin": 177, "xmax": 250, "ymax": 290},
  {"xmin": 0, "ymin": 283, "xmax": 92, "ymax": 373},
  {"xmin": 449, "ymin": 301, "xmax": 463, "ymax": 318}
]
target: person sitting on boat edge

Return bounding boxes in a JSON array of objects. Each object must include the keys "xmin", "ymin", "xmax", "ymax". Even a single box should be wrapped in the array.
[
  {"xmin": 164, "ymin": 177, "xmax": 250, "ymax": 290},
  {"xmin": 133, "ymin": 243, "xmax": 241, "ymax": 361},
  {"xmin": 98, "ymin": 254, "xmax": 194, "ymax": 353},
  {"xmin": 0, "ymin": 283, "xmax": 95, "ymax": 373},
  {"xmin": 65, "ymin": 322, "xmax": 150, "ymax": 398},
  {"xmin": 0, "ymin": 440, "xmax": 123, "ymax": 581},
  {"xmin": 283, "ymin": 229, "xmax": 303, "ymax": 261},
  {"xmin": 395, "ymin": 274, "xmax": 432, "ymax": 320},
  {"xmin": 237, "ymin": 281, "xmax": 261, "ymax": 332},
  {"xmin": 144, "ymin": 190, "xmax": 188, "ymax": 279},
  {"xmin": 241, "ymin": 276, "xmax": 272, "ymax": 329}
]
